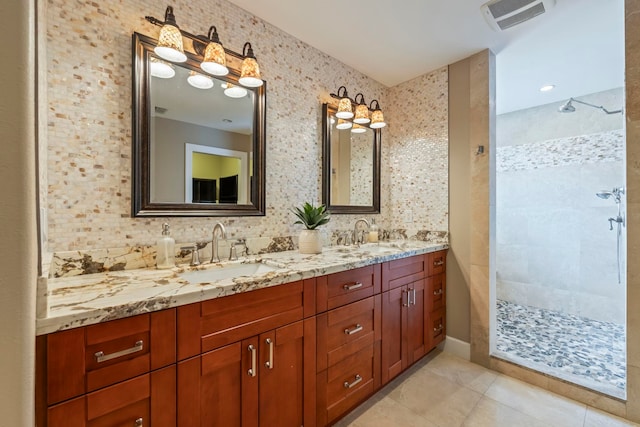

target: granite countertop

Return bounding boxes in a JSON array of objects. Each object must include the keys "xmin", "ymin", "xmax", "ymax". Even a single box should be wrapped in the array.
[{"xmin": 36, "ymin": 240, "xmax": 448, "ymax": 335}]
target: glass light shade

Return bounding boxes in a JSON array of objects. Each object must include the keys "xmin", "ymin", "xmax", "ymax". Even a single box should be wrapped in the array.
[
  {"xmin": 351, "ymin": 123, "xmax": 366, "ymax": 133},
  {"xmin": 353, "ymin": 103, "xmax": 370, "ymax": 124},
  {"xmin": 224, "ymin": 83, "xmax": 248, "ymax": 98},
  {"xmin": 154, "ymin": 24, "xmax": 187, "ymax": 63},
  {"xmin": 370, "ymin": 109, "xmax": 386, "ymax": 128},
  {"xmin": 336, "ymin": 97, "xmax": 353, "ymax": 119},
  {"xmin": 150, "ymin": 57, "xmax": 175, "ymax": 79},
  {"xmin": 187, "ymin": 71, "xmax": 214, "ymax": 89},
  {"xmin": 336, "ymin": 118, "xmax": 352, "ymax": 130},
  {"xmin": 239, "ymin": 57, "xmax": 263, "ymax": 87},
  {"xmin": 201, "ymin": 42, "xmax": 229, "ymax": 76}
]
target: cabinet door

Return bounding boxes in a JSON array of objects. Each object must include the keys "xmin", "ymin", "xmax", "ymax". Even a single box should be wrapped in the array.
[
  {"xmin": 258, "ymin": 321, "xmax": 305, "ymax": 427},
  {"xmin": 178, "ymin": 342, "xmax": 244, "ymax": 426},
  {"xmin": 406, "ymin": 279, "xmax": 427, "ymax": 364},
  {"xmin": 381, "ymin": 286, "xmax": 407, "ymax": 384}
]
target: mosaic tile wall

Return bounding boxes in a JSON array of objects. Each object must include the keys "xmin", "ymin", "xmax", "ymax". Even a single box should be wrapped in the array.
[
  {"xmin": 496, "ymin": 129, "xmax": 626, "ymax": 323},
  {"xmin": 385, "ymin": 69, "xmax": 449, "ymax": 237},
  {"xmin": 43, "ymin": 0, "xmax": 449, "ymax": 256}
]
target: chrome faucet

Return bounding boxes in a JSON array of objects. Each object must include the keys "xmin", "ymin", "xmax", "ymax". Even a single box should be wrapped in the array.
[
  {"xmin": 210, "ymin": 222, "xmax": 227, "ymax": 263},
  {"xmin": 353, "ymin": 218, "xmax": 370, "ymax": 246}
]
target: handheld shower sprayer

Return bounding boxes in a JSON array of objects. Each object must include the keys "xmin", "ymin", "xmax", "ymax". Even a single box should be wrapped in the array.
[{"xmin": 559, "ymin": 97, "xmax": 622, "ymax": 115}]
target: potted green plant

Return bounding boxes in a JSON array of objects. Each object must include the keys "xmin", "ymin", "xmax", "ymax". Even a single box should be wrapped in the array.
[{"xmin": 292, "ymin": 202, "xmax": 330, "ymax": 254}]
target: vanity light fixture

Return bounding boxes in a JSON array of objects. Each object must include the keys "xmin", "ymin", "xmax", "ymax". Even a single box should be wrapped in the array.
[
  {"xmin": 369, "ymin": 100, "xmax": 386, "ymax": 129},
  {"xmin": 145, "ymin": 6, "xmax": 263, "ymax": 87},
  {"xmin": 153, "ymin": 6, "xmax": 187, "ymax": 63},
  {"xmin": 187, "ymin": 71, "xmax": 214, "ymax": 89},
  {"xmin": 353, "ymin": 93, "xmax": 370, "ymax": 124},
  {"xmin": 334, "ymin": 86, "xmax": 354, "ymax": 119},
  {"xmin": 223, "ymin": 82, "xmax": 248, "ymax": 98},
  {"xmin": 336, "ymin": 118, "xmax": 353, "ymax": 130},
  {"xmin": 150, "ymin": 56, "xmax": 175, "ymax": 78},
  {"xmin": 200, "ymin": 26, "xmax": 229, "ymax": 76},
  {"xmin": 239, "ymin": 43, "xmax": 263, "ymax": 87},
  {"xmin": 351, "ymin": 123, "xmax": 367, "ymax": 134}
]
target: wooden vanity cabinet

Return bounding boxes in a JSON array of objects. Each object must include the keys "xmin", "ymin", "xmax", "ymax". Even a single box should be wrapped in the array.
[
  {"xmin": 176, "ymin": 280, "xmax": 316, "ymax": 427},
  {"xmin": 315, "ymin": 265, "xmax": 382, "ymax": 426},
  {"xmin": 38, "ymin": 309, "xmax": 177, "ymax": 426}
]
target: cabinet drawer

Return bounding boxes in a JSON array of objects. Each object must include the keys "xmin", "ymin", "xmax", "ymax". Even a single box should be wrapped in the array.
[
  {"xmin": 428, "ymin": 272, "xmax": 446, "ymax": 312},
  {"xmin": 47, "ymin": 365, "xmax": 176, "ymax": 427},
  {"xmin": 46, "ymin": 310, "xmax": 176, "ymax": 405},
  {"xmin": 316, "ymin": 296, "xmax": 380, "ymax": 372},
  {"xmin": 429, "ymin": 308, "xmax": 446, "ymax": 349},
  {"xmin": 316, "ymin": 264, "xmax": 381, "ymax": 312},
  {"xmin": 428, "ymin": 250, "xmax": 447, "ymax": 276},
  {"xmin": 177, "ymin": 281, "xmax": 306, "ymax": 359},
  {"xmin": 324, "ymin": 345, "xmax": 376, "ymax": 423},
  {"xmin": 382, "ymin": 254, "xmax": 427, "ymax": 291}
]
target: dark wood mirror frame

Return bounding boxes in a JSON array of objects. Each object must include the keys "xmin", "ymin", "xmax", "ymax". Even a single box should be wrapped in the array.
[
  {"xmin": 321, "ymin": 103, "xmax": 381, "ymax": 214},
  {"xmin": 132, "ymin": 32, "xmax": 266, "ymax": 217}
]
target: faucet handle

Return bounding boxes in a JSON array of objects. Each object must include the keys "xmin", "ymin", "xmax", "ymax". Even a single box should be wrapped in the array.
[{"xmin": 180, "ymin": 245, "xmax": 201, "ymax": 266}]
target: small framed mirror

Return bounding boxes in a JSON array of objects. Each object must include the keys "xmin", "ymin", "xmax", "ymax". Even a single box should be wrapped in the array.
[
  {"xmin": 132, "ymin": 32, "xmax": 266, "ymax": 217},
  {"xmin": 322, "ymin": 103, "xmax": 381, "ymax": 214}
]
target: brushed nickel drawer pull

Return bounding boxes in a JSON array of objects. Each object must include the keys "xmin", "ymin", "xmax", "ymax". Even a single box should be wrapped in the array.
[
  {"xmin": 344, "ymin": 324, "xmax": 363, "ymax": 335},
  {"xmin": 265, "ymin": 338, "xmax": 274, "ymax": 369},
  {"xmin": 434, "ymin": 324, "xmax": 443, "ymax": 332},
  {"xmin": 434, "ymin": 259, "xmax": 444, "ymax": 266},
  {"xmin": 248, "ymin": 344, "xmax": 257, "ymax": 377},
  {"xmin": 134, "ymin": 418, "xmax": 143, "ymax": 426},
  {"xmin": 343, "ymin": 282, "xmax": 363, "ymax": 291},
  {"xmin": 412, "ymin": 288, "xmax": 417, "ymax": 306},
  {"xmin": 94, "ymin": 340, "xmax": 143, "ymax": 363},
  {"xmin": 344, "ymin": 374, "xmax": 363, "ymax": 389},
  {"xmin": 433, "ymin": 289, "xmax": 443, "ymax": 296},
  {"xmin": 403, "ymin": 289, "xmax": 409, "ymax": 307}
]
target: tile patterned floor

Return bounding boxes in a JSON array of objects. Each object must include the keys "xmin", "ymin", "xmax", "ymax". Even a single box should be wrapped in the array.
[
  {"xmin": 335, "ymin": 351, "xmax": 638, "ymax": 427},
  {"xmin": 495, "ymin": 300, "xmax": 626, "ymax": 399}
]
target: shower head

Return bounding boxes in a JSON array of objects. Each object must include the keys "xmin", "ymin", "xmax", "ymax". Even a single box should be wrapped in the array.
[
  {"xmin": 558, "ymin": 99, "xmax": 576, "ymax": 113},
  {"xmin": 558, "ymin": 97, "xmax": 622, "ymax": 115},
  {"xmin": 596, "ymin": 191, "xmax": 613, "ymax": 199}
]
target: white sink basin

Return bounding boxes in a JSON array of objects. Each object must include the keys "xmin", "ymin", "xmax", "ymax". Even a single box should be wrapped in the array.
[{"xmin": 179, "ymin": 261, "xmax": 279, "ymax": 283}]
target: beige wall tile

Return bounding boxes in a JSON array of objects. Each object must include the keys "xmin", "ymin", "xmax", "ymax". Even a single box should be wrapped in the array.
[{"xmin": 489, "ymin": 358, "xmax": 550, "ymax": 389}]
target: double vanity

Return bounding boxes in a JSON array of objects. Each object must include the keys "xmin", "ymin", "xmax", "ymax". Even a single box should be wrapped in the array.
[{"xmin": 36, "ymin": 241, "xmax": 447, "ymax": 426}]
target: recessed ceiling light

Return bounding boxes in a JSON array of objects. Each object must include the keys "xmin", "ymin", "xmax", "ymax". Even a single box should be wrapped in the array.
[{"xmin": 539, "ymin": 84, "xmax": 555, "ymax": 92}]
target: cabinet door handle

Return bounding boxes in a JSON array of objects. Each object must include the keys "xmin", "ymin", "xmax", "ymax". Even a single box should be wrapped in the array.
[
  {"xmin": 134, "ymin": 418, "xmax": 143, "ymax": 427},
  {"xmin": 265, "ymin": 338, "xmax": 274, "ymax": 369},
  {"xmin": 403, "ymin": 290, "xmax": 409, "ymax": 307},
  {"xmin": 343, "ymin": 374, "xmax": 363, "ymax": 389},
  {"xmin": 94, "ymin": 340, "xmax": 143, "ymax": 363},
  {"xmin": 248, "ymin": 344, "xmax": 257, "ymax": 377},
  {"xmin": 434, "ymin": 259, "xmax": 444, "ymax": 266},
  {"xmin": 434, "ymin": 324, "xmax": 443, "ymax": 332},
  {"xmin": 412, "ymin": 288, "xmax": 417, "ymax": 306},
  {"xmin": 344, "ymin": 324, "xmax": 363, "ymax": 335},
  {"xmin": 433, "ymin": 289, "xmax": 443, "ymax": 296},
  {"xmin": 343, "ymin": 282, "xmax": 363, "ymax": 291}
]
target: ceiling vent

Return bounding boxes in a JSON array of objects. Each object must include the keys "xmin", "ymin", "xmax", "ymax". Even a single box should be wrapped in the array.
[{"xmin": 481, "ymin": 0, "xmax": 555, "ymax": 31}]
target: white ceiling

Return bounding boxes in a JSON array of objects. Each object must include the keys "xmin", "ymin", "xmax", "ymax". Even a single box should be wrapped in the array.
[{"xmin": 226, "ymin": 0, "xmax": 625, "ymax": 114}]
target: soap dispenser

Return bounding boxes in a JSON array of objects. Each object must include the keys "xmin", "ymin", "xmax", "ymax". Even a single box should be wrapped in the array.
[
  {"xmin": 368, "ymin": 218, "xmax": 379, "ymax": 243},
  {"xmin": 156, "ymin": 223, "xmax": 175, "ymax": 269}
]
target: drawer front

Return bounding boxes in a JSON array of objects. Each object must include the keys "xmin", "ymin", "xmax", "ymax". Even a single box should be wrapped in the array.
[
  {"xmin": 316, "ymin": 295, "xmax": 381, "ymax": 372},
  {"xmin": 428, "ymin": 250, "xmax": 447, "ymax": 276},
  {"xmin": 429, "ymin": 308, "xmax": 446, "ymax": 349},
  {"xmin": 177, "ymin": 281, "xmax": 305, "ymax": 359},
  {"xmin": 324, "ymin": 345, "xmax": 375, "ymax": 423},
  {"xmin": 46, "ymin": 310, "xmax": 176, "ymax": 405},
  {"xmin": 428, "ymin": 272, "xmax": 446, "ymax": 312},
  {"xmin": 382, "ymin": 254, "xmax": 427, "ymax": 291},
  {"xmin": 317, "ymin": 264, "xmax": 381, "ymax": 312}
]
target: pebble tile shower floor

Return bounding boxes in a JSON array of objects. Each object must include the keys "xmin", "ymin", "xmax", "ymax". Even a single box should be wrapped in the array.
[{"xmin": 495, "ymin": 299, "xmax": 626, "ymax": 398}]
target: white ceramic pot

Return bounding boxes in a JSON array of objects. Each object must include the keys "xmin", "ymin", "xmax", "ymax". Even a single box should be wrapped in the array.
[{"xmin": 298, "ymin": 229, "xmax": 323, "ymax": 254}]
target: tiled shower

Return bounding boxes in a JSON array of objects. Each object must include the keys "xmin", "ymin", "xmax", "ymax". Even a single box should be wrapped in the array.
[{"xmin": 494, "ymin": 89, "xmax": 627, "ymax": 398}]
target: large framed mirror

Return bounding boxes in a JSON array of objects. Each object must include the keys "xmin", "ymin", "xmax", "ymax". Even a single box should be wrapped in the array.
[
  {"xmin": 132, "ymin": 32, "xmax": 266, "ymax": 217},
  {"xmin": 322, "ymin": 103, "xmax": 381, "ymax": 214}
]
